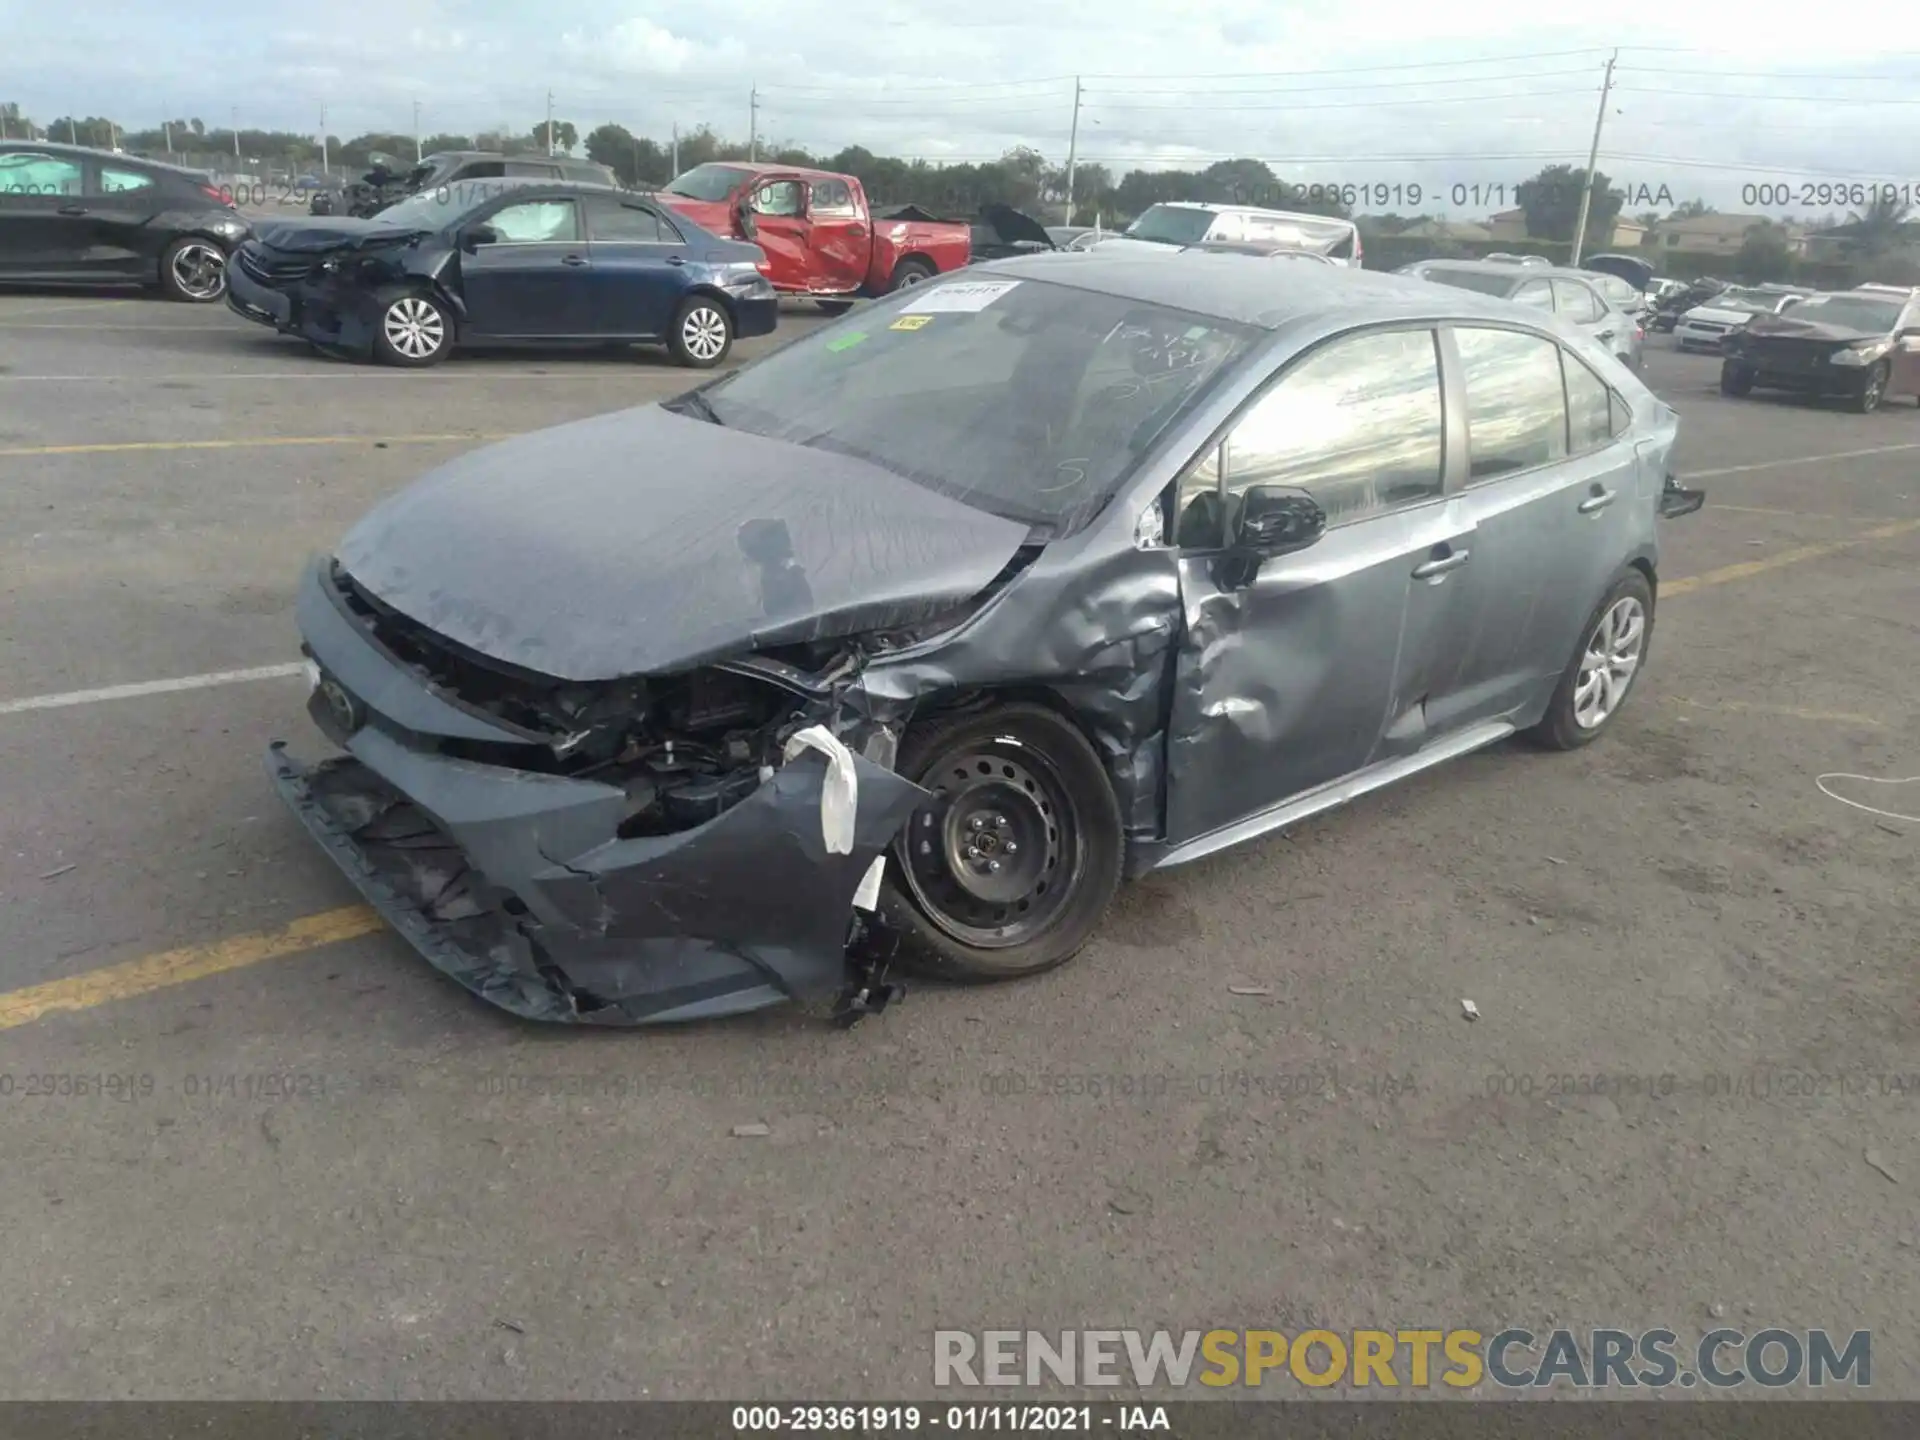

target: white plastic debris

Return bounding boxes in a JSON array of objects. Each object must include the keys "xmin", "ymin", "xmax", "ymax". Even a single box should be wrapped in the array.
[
  {"xmin": 782, "ymin": 725, "xmax": 858, "ymax": 854},
  {"xmin": 1461, "ymin": 999, "xmax": 1480, "ymax": 1021},
  {"xmin": 852, "ymin": 856, "xmax": 886, "ymax": 912}
]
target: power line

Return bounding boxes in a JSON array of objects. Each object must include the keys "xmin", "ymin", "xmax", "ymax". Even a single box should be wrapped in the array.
[
  {"xmin": 1623, "ymin": 65, "xmax": 1920, "ymax": 80},
  {"xmin": 1088, "ymin": 87, "xmax": 1598, "ymax": 113},
  {"xmin": 1079, "ymin": 47, "xmax": 1617, "ymax": 80},
  {"xmin": 1615, "ymin": 85, "xmax": 1920, "ymax": 104},
  {"xmin": 1087, "ymin": 67, "xmax": 1602, "ymax": 97}
]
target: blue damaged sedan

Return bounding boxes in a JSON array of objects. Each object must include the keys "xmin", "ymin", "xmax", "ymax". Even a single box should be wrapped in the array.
[{"xmin": 225, "ymin": 179, "xmax": 777, "ymax": 368}]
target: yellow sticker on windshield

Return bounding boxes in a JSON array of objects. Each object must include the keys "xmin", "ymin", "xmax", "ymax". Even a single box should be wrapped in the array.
[{"xmin": 890, "ymin": 314, "xmax": 932, "ymax": 331}]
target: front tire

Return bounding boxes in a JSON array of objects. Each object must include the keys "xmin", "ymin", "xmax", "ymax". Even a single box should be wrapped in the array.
[
  {"xmin": 371, "ymin": 289, "xmax": 451, "ymax": 367},
  {"xmin": 669, "ymin": 296, "xmax": 733, "ymax": 368},
  {"xmin": 879, "ymin": 703, "xmax": 1124, "ymax": 983},
  {"xmin": 1528, "ymin": 572, "xmax": 1655, "ymax": 751},
  {"xmin": 158, "ymin": 237, "xmax": 229, "ymax": 302},
  {"xmin": 1720, "ymin": 362, "xmax": 1754, "ymax": 397},
  {"xmin": 1848, "ymin": 361, "xmax": 1889, "ymax": 414}
]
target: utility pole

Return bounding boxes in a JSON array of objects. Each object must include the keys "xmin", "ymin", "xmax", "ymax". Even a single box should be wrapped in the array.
[
  {"xmin": 163, "ymin": 108, "xmax": 173, "ymax": 153},
  {"xmin": 68, "ymin": 115, "xmax": 78, "ymax": 144},
  {"xmin": 546, "ymin": 91, "xmax": 555, "ymax": 155},
  {"xmin": 749, "ymin": 86, "xmax": 759, "ymax": 162},
  {"xmin": 231, "ymin": 106, "xmax": 240, "ymax": 160},
  {"xmin": 671, "ymin": 122, "xmax": 680, "ymax": 179},
  {"xmin": 319, "ymin": 104, "xmax": 327, "ymax": 174},
  {"xmin": 1569, "ymin": 50, "xmax": 1618, "ymax": 268},
  {"xmin": 1063, "ymin": 76, "xmax": 1082, "ymax": 225},
  {"xmin": 413, "ymin": 99, "xmax": 422, "ymax": 161}
]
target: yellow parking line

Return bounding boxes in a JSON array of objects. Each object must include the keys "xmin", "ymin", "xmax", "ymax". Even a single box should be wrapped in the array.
[
  {"xmin": 0, "ymin": 906, "xmax": 383, "ymax": 1031},
  {"xmin": 1665, "ymin": 518, "xmax": 1920, "ymax": 597},
  {"xmin": 1668, "ymin": 697, "xmax": 1887, "ymax": 729},
  {"xmin": 1, "ymin": 432, "xmax": 515, "ymax": 457}
]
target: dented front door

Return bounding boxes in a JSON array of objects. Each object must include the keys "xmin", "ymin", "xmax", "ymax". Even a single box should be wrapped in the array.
[{"xmin": 1166, "ymin": 509, "xmax": 1428, "ymax": 846}]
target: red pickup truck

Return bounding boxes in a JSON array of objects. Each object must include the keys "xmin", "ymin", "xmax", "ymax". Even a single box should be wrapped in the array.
[{"xmin": 657, "ymin": 163, "xmax": 971, "ymax": 311}]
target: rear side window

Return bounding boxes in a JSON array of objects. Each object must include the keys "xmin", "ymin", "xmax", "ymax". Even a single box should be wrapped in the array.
[
  {"xmin": 0, "ymin": 152, "xmax": 83, "ymax": 195},
  {"xmin": 1552, "ymin": 280, "xmax": 1603, "ymax": 323},
  {"xmin": 95, "ymin": 167, "xmax": 156, "ymax": 195},
  {"xmin": 1511, "ymin": 280, "xmax": 1554, "ymax": 309},
  {"xmin": 1564, "ymin": 351, "xmax": 1626, "ymax": 453},
  {"xmin": 457, "ymin": 161, "xmax": 508, "ymax": 179},
  {"xmin": 584, "ymin": 195, "xmax": 670, "ymax": 242},
  {"xmin": 1216, "ymin": 328, "xmax": 1445, "ymax": 529},
  {"xmin": 808, "ymin": 178, "xmax": 856, "ymax": 215},
  {"xmin": 1452, "ymin": 327, "xmax": 1569, "ymax": 480}
]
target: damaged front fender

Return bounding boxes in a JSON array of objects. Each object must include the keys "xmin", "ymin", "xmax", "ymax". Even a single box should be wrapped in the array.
[{"xmin": 266, "ymin": 728, "xmax": 927, "ymax": 1026}]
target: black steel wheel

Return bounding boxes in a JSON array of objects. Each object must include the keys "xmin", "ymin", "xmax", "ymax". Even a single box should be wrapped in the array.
[{"xmin": 880, "ymin": 703, "xmax": 1123, "ymax": 982}]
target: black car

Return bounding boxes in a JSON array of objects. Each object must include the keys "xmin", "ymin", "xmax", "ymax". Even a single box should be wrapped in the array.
[
  {"xmin": 1721, "ymin": 289, "xmax": 1920, "ymax": 413},
  {"xmin": 313, "ymin": 150, "xmax": 618, "ymax": 218},
  {"xmin": 0, "ymin": 141, "xmax": 249, "ymax": 301},
  {"xmin": 227, "ymin": 180, "xmax": 777, "ymax": 368}
]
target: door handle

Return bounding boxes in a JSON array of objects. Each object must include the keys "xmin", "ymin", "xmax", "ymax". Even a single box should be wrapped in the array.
[
  {"xmin": 664, "ymin": 255, "xmax": 685, "ymax": 266},
  {"xmin": 57, "ymin": 205, "xmax": 88, "ymax": 216},
  {"xmin": 1411, "ymin": 547, "xmax": 1470, "ymax": 580},
  {"xmin": 561, "ymin": 254, "xmax": 587, "ymax": 266},
  {"xmin": 1578, "ymin": 489, "xmax": 1617, "ymax": 515}
]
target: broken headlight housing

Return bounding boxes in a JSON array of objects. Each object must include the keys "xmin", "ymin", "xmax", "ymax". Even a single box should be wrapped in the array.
[{"xmin": 1830, "ymin": 340, "xmax": 1893, "ymax": 366}]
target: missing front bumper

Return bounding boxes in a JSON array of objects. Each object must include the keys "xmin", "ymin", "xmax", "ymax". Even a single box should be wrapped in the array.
[{"xmin": 266, "ymin": 734, "xmax": 927, "ymax": 1026}]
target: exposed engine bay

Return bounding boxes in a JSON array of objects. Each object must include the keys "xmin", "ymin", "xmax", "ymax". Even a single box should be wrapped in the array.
[{"xmin": 331, "ymin": 562, "xmax": 876, "ymax": 839}]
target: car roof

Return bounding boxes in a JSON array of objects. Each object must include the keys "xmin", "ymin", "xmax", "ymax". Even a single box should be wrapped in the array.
[
  {"xmin": 972, "ymin": 247, "xmax": 1544, "ymax": 330},
  {"xmin": 1417, "ymin": 259, "xmax": 1613, "ymax": 286},
  {"xmin": 0, "ymin": 140, "xmax": 205, "ymax": 181}
]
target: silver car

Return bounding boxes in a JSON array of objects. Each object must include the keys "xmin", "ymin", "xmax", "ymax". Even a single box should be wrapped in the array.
[
  {"xmin": 1407, "ymin": 259, "xmax": 1645, "ymax": 371},
  {"xmin": 269, "ymin": 250, "xmax": 1703, "ymax": 1025}
]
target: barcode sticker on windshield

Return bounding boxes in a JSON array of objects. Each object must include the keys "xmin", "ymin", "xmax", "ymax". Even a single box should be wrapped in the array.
[{"xmin": 900, "ymin": 279, "xmax": 1021, "ymax": 314}]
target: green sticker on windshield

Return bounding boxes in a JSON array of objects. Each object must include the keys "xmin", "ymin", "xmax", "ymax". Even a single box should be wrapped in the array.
[{"xmin": 824, "ymin": 331, "xmax": 869, "ymax": 352}]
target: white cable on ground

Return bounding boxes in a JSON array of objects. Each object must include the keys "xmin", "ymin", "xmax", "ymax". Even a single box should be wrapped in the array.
[{"xmin": 1815, "ymin": 773, "xmax": 1920, "ymax": 825}]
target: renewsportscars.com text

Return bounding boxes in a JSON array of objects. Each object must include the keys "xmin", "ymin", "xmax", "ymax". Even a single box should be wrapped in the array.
[{"xmin": 933, "ymin": 1327, "xmax": 1871, "ymax": 1390}]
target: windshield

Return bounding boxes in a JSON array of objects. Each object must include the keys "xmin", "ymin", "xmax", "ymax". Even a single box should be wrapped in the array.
[
  {"xmin": 699, "ymin": 276, "xmax": 1257, "ymax": 534},
  {"xmin": 1422, "ymin": 268, "xmax": 1524, "ymax": 297},
  {"xmin": 1716, "ymin": 287, "xmax": 1778, "ymax": 309},
  {"xmin": 373, "ymin": 183, "xmax": 512, "ymax": 230},
  {"xmin": 1124, "ymin": 205, "xmax": 1218, "ymax": 246},
  {"xmin": 1778, "ymin": 295, "xmax": 1904, "ymax": 330},
  {"xmin": 665, "ymin": 164, "xmax": 752, "ymax": 202}
]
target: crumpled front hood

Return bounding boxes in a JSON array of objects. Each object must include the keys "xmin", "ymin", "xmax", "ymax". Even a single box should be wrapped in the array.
[
  {"xmin": 1744, "ymin": 316, "xmax": 1883, "ymax": 344},
  {"xmin": 250, "ymin": 217, "xmax": 432, "ymax": 254},
  {"xmin": 1682, "ymin": 305, "xmax": 1760, "ymax": 325},
  {"xmin": 333, "ymin": 405, "xmax": 1032, "ymax": 683}
]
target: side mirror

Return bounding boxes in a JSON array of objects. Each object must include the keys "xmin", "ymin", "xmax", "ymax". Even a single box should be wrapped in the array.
[
  {"xmin": 1215, "ymin": 484, "xmax": 1326, "ymax": 588},
  {"xmin": 462, "ymin": 224, "xmax": 499, "ymax": 250}
]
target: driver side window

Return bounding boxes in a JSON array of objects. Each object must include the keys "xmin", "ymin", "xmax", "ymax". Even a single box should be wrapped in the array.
[
  {"xmin": 1175, "ymin": 328, "xmax": 1445, "ymax": 548},
  {"xmin": 751, "ymin": 180, "xmax": 803, "ymax": 217}
]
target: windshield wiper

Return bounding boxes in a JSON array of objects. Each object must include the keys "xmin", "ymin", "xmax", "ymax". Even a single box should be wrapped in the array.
[{"xmin": 667, "ymin": 388, "xmax": 726, "ymax": 426}]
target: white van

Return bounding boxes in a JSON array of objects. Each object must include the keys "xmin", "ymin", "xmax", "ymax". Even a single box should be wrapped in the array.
[{"xmin": 1095, "ymin": 202, "xmax": 1365, "ymax": 267}]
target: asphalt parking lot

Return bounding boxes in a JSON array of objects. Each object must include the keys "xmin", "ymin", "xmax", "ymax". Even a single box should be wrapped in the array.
[{"xmin": 1, "ymin": 291, "xmax": 1916, "ymax": 1401}]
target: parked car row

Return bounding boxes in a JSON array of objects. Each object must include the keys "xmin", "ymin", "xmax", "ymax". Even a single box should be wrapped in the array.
[{"xmin": 1720, "ymin": 287, "xmax": 1920, "ymax": 413}]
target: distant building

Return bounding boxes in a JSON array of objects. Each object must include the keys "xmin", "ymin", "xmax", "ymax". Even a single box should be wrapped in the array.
[
  {"xmin": 1650, "ymin": 213, "xmax": 1805, "ymax": 257},
  {"xmin": 1481, "ymin": 208, "xmax": 1647, "ymax": 249},
  {"xmin": 1395, "ymin": 219, "xmax": 1493, "ymax": 243}
]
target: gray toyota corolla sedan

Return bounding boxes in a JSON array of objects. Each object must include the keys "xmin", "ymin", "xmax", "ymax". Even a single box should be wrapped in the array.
[{"xmin": 268, "ymin": 249, "xmax": 1705, "ymax": 1027}]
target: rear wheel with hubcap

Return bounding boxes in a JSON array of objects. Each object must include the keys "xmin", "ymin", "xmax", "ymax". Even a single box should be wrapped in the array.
[
  {"xmin": 1529, "ymin": 572, "xmax": 1655, "ymax": 750},
  {"xmin": 158, "ymin": 237, "xmax": 228, "ymax": 302},
  {"xmin": 669, "ymin": 296, "xmax": 733, "ymax": 367},
  {"xmin": 888, "ymin": 258, "xmax": 936, "ymax": 292},
  {"xmin": 372, "ymin": 290, "xmax": 451, "ymax": 367},
  {"xmin": 880, "ymin": 703, "xmax": 1123, "ymax": 982}
]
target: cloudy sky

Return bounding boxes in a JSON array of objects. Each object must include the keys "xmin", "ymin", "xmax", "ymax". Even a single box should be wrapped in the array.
[{"xmin": 11, "ymin": 1, "xmax": 1920, "ymax": 215}]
